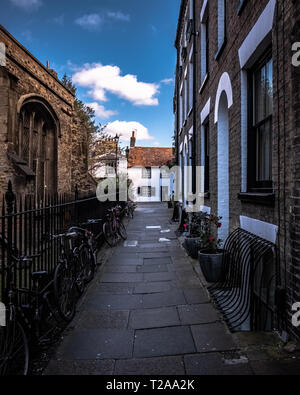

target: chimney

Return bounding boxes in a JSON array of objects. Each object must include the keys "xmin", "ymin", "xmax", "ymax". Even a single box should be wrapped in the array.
[{"xmin": 130, "ymin": 131, "xmax": 136, "ymax": 148}]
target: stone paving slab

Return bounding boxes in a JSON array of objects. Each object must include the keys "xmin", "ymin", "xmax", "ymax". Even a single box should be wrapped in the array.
[
  {"xmin": 191, "ymin": 323, "xmax": 237, "ymax": 353},
  {"xmin": 114, "ymin": 356, "xmax": 185, "ymax": 375},
  {"xmin": 101, "ymin": 273, "xmax": 144, "ymax": 283},
  {"xmin": 178, "ymin": 304, "xmax": 220, "ymax": 325},
  {"xmin": 137, "ymin": 264, "xmax": 168, "ymax": 273},
  {"xmin": 144, "ymin": 272, "xmax": 177, "ymax": 282},
  {"xmin": 143, "ymin": 290, "xmax": 186, "ymax": 309},
  {"xmin": 184, "ymin": 353, "xmax": 253, "ymax": 375},
  {"xmin": 129, "ymin": 307, "xmax": 180, "ymax": 329},
  {"xmin": 95, "ymin": 283, "xmax": 134, "ymax": 295},
  {"xmin": 86, "ymin": 293, "xmax": 143, "ymax": 310},
  {"xmin": 56, "ymin": 329, "xmax": 134, "ymax": 360},
  {"xmin": 143, "ymin": 257, "xmax": 173, "ymax": 265},
  {"xmin": 133, "ymin": 282, "xmax": 173, "ymax": 294},
  {"xmin": 76, "ymin": 310, "xmax": 129, "ymax": 330},
  {"xmin": 133, "ymin": 326, "xmax": 196, "ymax": 358},
  {"xmin": 45, "ymin": 360, "xmax": 115, "ymax": 376},
  {"xmin": 104, "ymin": 265, "xmax": 139, "ymax": 273},
  {"xmin": 183, "ymin": 289, "xmax": 210, "ymax": 304}
]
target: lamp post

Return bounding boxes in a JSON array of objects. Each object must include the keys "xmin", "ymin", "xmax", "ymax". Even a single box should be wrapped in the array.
[{"xmin": 114, "ymin": 133, "xmax": 120, "ymax": 179}]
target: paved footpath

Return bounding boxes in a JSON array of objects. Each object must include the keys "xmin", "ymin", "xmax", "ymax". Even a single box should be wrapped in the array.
[{"xmin": 45, "ymin": 204, "xmax": 300, "ymax": 375}]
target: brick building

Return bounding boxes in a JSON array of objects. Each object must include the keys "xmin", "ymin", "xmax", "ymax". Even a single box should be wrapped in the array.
[
  {"xmin": 0, "ymin": 25, "xmax": 95, "ymax": 198},
  {"xmin": 174, "ymin": 0, "xmax": 300, "ymax": 339}
]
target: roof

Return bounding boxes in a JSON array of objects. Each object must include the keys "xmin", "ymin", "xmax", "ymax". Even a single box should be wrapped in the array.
[{"xmin": 127, "ymin": 147, "xmax": 174, "ymax": 168}]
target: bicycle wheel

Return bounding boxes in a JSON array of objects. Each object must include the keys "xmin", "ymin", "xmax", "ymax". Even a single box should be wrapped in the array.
[
  {"xmin": 103, "ymin": 221, "xmax": 117, "ymax": 247},
  {"xmin": 79, "ymin": 244, "xmax": 95, "ymax": 284},
  {"xmin": 118, "ymin": 221, "xmax": 127, "ymax": 240},
  {"xmin": 54, "ymin": 263, "xmax": 76, "ymax": 322},
  {"xmin": 0, "ymin": 321, "xmax": 29, "ymax": 376}
]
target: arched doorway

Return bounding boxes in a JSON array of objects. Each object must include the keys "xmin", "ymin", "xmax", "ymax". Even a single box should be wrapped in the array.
[
  {"xmin": 217, "ymin": 92, "xmax": 229, "ymax": 242},
  {"xmin": 214, "ymin": 72, "xmax": 233, "ymax": 242},
  {"xmin": 16, "ymin": 97, "xmax": 59, "ymax": 196}
]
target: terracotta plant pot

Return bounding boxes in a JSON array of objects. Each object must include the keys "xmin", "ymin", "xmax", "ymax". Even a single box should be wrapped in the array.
[
  {"xmin": 198, "ymin": 249, "xmax": 225, "ymax": 283},
  {"xmin": 184, "ymin": 237, "xmax": 202, "ymax": 259}
]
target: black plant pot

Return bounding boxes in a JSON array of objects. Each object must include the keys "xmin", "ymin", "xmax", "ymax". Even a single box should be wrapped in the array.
[
  {"xmin": 198, "ymin": 249, "xmax": 225, "ymax": 283},
  {"xmin": 184, "ymin": 237, "xmax": 201, "ymax": 259}
]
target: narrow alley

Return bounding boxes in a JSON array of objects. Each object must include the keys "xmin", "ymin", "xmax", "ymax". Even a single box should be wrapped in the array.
[{"xmin": 44, "ymin": 204, "xmax": 300, "ymax": 376}]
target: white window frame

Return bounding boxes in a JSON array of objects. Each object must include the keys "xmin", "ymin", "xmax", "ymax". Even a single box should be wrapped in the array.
[{"xmin": 217, "ymin": 0, "xmax": 226, "ymax": 52}]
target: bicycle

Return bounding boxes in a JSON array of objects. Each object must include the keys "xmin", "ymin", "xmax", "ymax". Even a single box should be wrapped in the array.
[
  {"xmin": 124, "ymin": 201, "xmax": 137, "ymax": 219},
  {"xmin": 103, "ymin": 205, "xmax": 127, "ymax": 247},
  {"xmin": 0, "ymin": 235, "xmax": 64, "ymax": 376},
  {"xmin": 67, "ymin": 226, "xmax": 97, "ymax": 282}
]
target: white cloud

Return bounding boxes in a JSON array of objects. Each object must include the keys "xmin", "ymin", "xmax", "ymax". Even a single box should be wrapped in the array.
[
  {"xmin": 104, "ymin": 121, "xmax": 154, "ymax": 142},
  {"xmin": 86, "ymin": 102, "xmax": 117, "ymax": 120},
  {"xmin": 10, "ymin": 0, "xmax": 42, "ymax": 10},
  {"xmin": 73, "ymin": 63, "xmax": 159, "ymax": 106},
  {"xmin": 107, "ymin": 11, "xmax": 130, "ymax": 22},
  {"xmin": 75, "ymin": 14, "xmax": 103, "ymax": 30},
  {"xmin": 153, "ymin": 142, "xmax": 161, "ymax": 146},
  {"xmin": 161, "ymin": 78, "xmax": 174, "ymax": 85}
]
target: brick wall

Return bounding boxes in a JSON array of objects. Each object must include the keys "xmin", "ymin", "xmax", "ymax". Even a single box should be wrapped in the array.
[{"xmin": 174, "ymin": 0, "xmax": 300, "ymax": 339}]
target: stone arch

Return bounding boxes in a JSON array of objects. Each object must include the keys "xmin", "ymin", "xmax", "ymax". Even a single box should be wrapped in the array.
[
  {"xmin": 216, "ymin": 90, "xmax": 230, "ymax": 243},
  {"xmin": 214, "ymin": 72, "xmax": 233, "ymax": 124},
  {"xmin": 17, "ymin": 94, "xmax": 61, "ymax": 136}
]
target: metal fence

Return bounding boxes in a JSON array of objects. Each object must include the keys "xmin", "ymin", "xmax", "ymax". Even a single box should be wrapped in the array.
[{"xmin": 0, "ymin": 181, "xmax": 113, "ymax": 304}]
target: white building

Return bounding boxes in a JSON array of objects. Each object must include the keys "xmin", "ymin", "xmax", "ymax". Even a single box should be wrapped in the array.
[
  {"xmin": 94, "ymin": 152, "xmax": 128, "ymax": 179},
  {"xmin": 127, "ymin": 132, "xmax": 174, "ymax": 203}
]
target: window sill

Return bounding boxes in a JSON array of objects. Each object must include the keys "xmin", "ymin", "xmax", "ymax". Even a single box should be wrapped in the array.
[
  {"xmin": 188, "ymin": 108, "xmax": 193, "ymax": 117},
  {"xmin": 238, "ymin": 192, "xmax": 275, "ymax": 206},
  {"xmin": 199, "ymin": 73, "xmax": 209, "ymax": 94},
  {"xmin": 215, "ymin": 39, "xmax": 227, "ymax": 61}
]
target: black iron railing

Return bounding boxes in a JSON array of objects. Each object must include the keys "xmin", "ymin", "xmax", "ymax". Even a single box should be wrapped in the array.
[
  {"xmin": 209, "ymin": 228, "xmax": 280, "ymax": 332},
  {"xmin": 0, "ymin": 182, "xmax": 113, "ymax": 304}
]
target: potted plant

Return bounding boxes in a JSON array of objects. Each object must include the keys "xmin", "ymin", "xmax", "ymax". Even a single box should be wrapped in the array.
[
  {"xmin": 183, "ymin": 212, "xmax": 207, "ymax": 259},
  {"xmin": 198, "ymin": 214, "xmax": 225, "ymax": 282}
]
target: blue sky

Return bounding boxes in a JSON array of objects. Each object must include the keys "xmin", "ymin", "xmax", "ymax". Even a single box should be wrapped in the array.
[{"xmin": 1, "ymin": 0, "xmax": 181, "ymax": 147}]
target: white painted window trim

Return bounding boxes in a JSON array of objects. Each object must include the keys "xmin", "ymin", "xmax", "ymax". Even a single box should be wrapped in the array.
[
  {"xmin": 214, "ymin": 72, "xmax": 233, "ymax": 124},
  {"xmin": 200, "ymin": 98, "xmax": 210, "ymax": 194},
  {"xmin": 200, "ymin": 98, "xmax": 211, "ymax": 125},
  {"xmin": 217, "ymin": 0, "xmax": 226, "ymax": 51},
  {"xmin": 200, "ymin": 0, "xmax": 208, "ymax": 23},
  {"xmin": 238, "ymin": 0, "xmax": 276, "ymax": 192},
  {"xmin": 238, "ymin": 0, "xmax": 276, "ymax": 69}
]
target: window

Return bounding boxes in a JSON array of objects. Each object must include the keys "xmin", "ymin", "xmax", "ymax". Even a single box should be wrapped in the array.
[
  {"xmin": 204, "ymin": 122, "xmax": 210, "ymax": 192},
  {"xmin": 248, "ymin": 53, "xmax": 273, "ymax": 191},
  {"xmin": 201, "ymin": 17, "xmax": 209, "ymax": 83},
  {"xmin": 142, "ymin": 167, "xmax": 152, "ymax": 179},
  {"xmin": 184, "ymin": 75, "xmax": 188, "ymax": 121},
  {"xmin": 237, "ymin": 0, "xmax": 248, "ymax": 15},
  {"xmin": 140, "ymin": 186, "xmax": 154, "ymax": 197},
  {"xmin": 188, "ymin": 58, "xmax": 193, "ymax": 113},
  {"xmin": 216, "ymin": 0, "xmax": 226, "ymax": 59},
  {"xmin": 179, "ymin": 88, "xmax": 183, "ymax": 130}
]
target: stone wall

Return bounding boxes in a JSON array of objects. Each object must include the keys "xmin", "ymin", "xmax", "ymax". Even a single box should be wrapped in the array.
[{"xmin": 0, "ymin": 25, "xmax": 95, "ymax": 199}]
